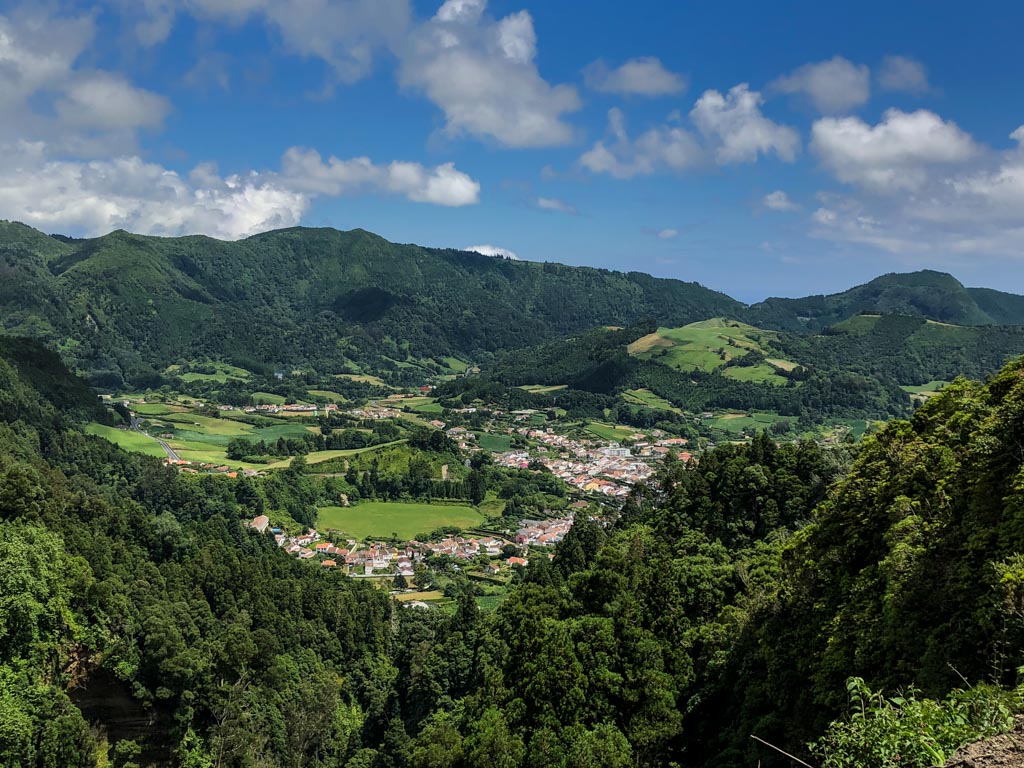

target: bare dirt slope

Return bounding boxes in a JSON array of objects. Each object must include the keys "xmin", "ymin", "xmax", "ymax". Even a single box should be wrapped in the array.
[{"xmin": 946, "ymin": 717, "xmax": 1024, "ymax": 767}]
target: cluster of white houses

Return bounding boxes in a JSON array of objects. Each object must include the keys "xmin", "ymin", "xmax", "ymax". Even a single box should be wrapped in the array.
[
  {"xmin": 514, "ymin": 517, "xmax": 573, "ymax": 546},
  {"xmin": 495, "ymin": 429, "xmax": 693, "ymax": 497},
  {"xmin": 247, "ymin": 514, "xmax": 537, "ymax": 574},
  {"xmin": 237, "ymin": 402, "xmax": 339, "ymax": 415}
]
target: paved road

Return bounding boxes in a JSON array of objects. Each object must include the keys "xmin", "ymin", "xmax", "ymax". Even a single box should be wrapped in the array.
[{"xmin": 130, "ymin": 413, "xmax": 181, "ymax": 462}]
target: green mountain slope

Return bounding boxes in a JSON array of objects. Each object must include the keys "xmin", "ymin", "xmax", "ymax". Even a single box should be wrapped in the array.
[
  {"xmin": 0, "ymin": 221, "xmax": 743, "ymax": 387},
  {"xmin": 461, "ymin": 312, "xmax": 1024, "ymax": 424},
  {"xmin": 5, "ymin": 219, "xmax": 1024, "ymax": 409},
  {"xmin": 967, "ymin": 285, "xmax": 1024, "ymax": 325},
  {"xmin": 627, "ymin": 318, "xmax": 797, "ymax": 386},
  {"xmin": 748, "ymin": 269, "xmax": 1003, "ymax": 331}
]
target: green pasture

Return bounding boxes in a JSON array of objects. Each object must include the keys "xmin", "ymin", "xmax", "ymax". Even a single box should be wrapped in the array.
[
  {"xmin": 252, "ymin": 392, "xmax": 286, "ymax": 405},
  {"xmin": 85, "ymin": 424, "xmax": 167, "ymax": 458},
  {"xmin": 622, "ymin": 388, "xmax": 682, "ymax": 413},
  {"xmin": 901, "ymin": 380, "xmax": 951, "ymax": 394},
  {"xmin": 132, "ymin": 402, "xmax": 186, "ymax": 416},
  {"xmin": 474, "ymin": 432, "xmax": 511, "ymax": 452},
  {"xmin": 722, "ymin": 364, "xmax": 788, "ymax": 386},
  {"xmin": 704, "ymin": 411, "xmax": 796, "ymax": 434},
  {"xmin": 335, "ymin": 373, "xmax": 390, "ymax": 387},
  {"xmin": 586, "ymin": 422, "xmax": 637, "ymax": 441},
  {"xmin": 317, "ymin": 502, "xmax": 487, "ymax": 540},
  {"xmin": 267, "ymin": 440, "xmax": 406, "ymax": 470},
  {"xmin": 307, "ymin": 389, "xmax": 348, "ymax": 403},
  {"xmin": 627, "ymin": 318, "xmax": 797, "ymax": 377}
]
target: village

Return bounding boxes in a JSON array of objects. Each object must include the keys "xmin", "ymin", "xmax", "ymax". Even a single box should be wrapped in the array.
[
  {"xmin": 245, "ymin": 511, "xmax": 562, "ymax": 579},
  {"xmin": 495, "ymin": 427, "xmax": 692, "ymax": 496}
]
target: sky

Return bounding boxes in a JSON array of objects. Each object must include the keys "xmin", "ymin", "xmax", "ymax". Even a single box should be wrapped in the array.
[{"xmin": 1, "ymin": 0, "xmax": 1023, "ymax": 301}]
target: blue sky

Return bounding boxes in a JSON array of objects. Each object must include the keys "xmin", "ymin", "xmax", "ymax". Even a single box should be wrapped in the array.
[{"xmin": 1, "ymin": 0, "xmax": 1023, "ymax": 301}]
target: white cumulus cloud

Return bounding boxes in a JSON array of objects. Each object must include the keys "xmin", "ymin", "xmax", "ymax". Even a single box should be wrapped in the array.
[
  {"xmin": 0, "ymin": 141, "xmax": 481, "ymax": 240},
  {"xmin": 657, "ymin": 228, "xmax": 678, "ymax": 240},
  {"xmin": 580, "ymin": 107, "xmax": 703, "ymax": 179},
  {"xmin": 771, "ymin": 56, "xmax": 870, "ymax": 114},
  {"xmin": 580, "ymin": 85, "xmax": 797, "ymax": 178},
  {"xmin": 810, "ymin": 126, "xmax": 1024, "ymax": 261},
  {"xmin": 280, "ymin": 148, "xmax": 480, "ymax": 206},
  {"xmin": 0, "ymin": 8, "xmax": 169, "ymax": 152},
  {"xmin": 811, "ymin": 108, "xmax": 979, "ymax": 191},
  {"xmin": 0, "ymin": 142, "xmax": 307, "ymax": 240},
  {"xmin": 583, "ymin": 57, "xmax": 686, "ymax": 97},
  {"xmin": 398, "ymin": 0, "xmax": 580, "ymax": 147},
  {"xmin": 56, "ymin": 72, "xmax": 170, "ymax": 130},
  {"xmin": 690, "ymin": 84, "xmax": 800, "ymax": 164},
  {"xmin": 464, "ymin": 243, "xmax": 519, "ymax": 259}
]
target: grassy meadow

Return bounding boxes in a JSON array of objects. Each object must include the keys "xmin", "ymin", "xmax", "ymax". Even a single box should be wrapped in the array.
[
  {"xmin": 628, "ymin": 318, "xmax": 795, "ymax": 385},
  {"xmin": 586, "ymin": 421, "xmax": 638, "ymax": 442},
  {"xmin": 317, "ymin": 501, "xmax": 487, "ymax": 540},
  {"xmin": 85, "ymin": 423, "xmax": 168, "ymax": 458},
  {"xmin": 622, "ymin": 388, "xmax": 682, "ymax": 413}
]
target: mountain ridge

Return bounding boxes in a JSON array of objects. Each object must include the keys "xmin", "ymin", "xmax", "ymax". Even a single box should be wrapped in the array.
[{"xmin": 2, "ymin": 220, "xmax": 1024, "ymax": 389}]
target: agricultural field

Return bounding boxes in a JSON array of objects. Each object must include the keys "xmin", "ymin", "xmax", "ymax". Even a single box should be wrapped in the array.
[
  {"xmin": 85, "ymin": 423, "xmax": 167, "ymax": 458},
  {"xmin": 168, "ymin": 362, "xmax": 251, "ymax": 384},
  {"xmin": 477, "ymin": 498, "xmax": 507, "ymax": 519},
  {"xmin": 307, "ymin": 389, "xmax": 348, "ymax": 403},
  {"xmin": 622, "ymin": 388, "xmax": 682, "ymax": 413},
  {"xmin": 703, "ymin": 411, "xmax": 797, "ymax": 435},
  {"xmin": 157, "ymin": 413, "xmax": 252, "ymax": 436},
  {"xmin": 123, "ymin": 399, "xmax": 326, "ymax": 467},
  {"xmin": 440, "ymin": 357, "xmax": 469, "ymax": 373},
  {"xmin": 163, "ymin": 442, "xmax": 266, "ymax": 470},
  {"xmin": 132, "ymin": 402, "xmax": 188, "ymax": 416},
  {"xmin": 267, "ymin": 440, "xmax": 406, "ymax": 470},
  {"xmin": 474, "ymin": 432, "xmax": 511, "ymax": 452},
  {"xmin": 721, "ymin": 364, "xmax": 788, "ymax": 386},
  {"xmin": 335, "ymin": 373, "xmax": 390, "ymax": 387},
  {"xmin": 474, "ymin": 593, "xmax": 509, "ymax": 612},
  {"xmin": 317, "ymin": 501, "xmax": 488, "ymax": 540},
  {"xmin": 394, "ymin": 590, "xmax": 445, "ymax": 603},
  {"xmin": 398, "ymin": 396, "xmax": 444, "ymax": 414},
  {"xmin": 586, "ymin": 421, "xmax": 638, "ymax": 442},
  {"xmin": 901, "ymin": 380, "xmax": 951, "ymax": 403},
  {"xmin": 628, "ymin": 318, "xmax": 797, "ymax": 379},
  {"xmin": 251, "ymin": 391, "xmax": 286, "ymax": 404},
  {"xmin": 518, "ymin": 384, "xmax": 568, "ymax": 394}
]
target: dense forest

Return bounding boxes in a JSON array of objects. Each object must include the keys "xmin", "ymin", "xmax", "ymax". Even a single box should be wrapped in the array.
[{"xmin": 4, "ymin": 334, "xmax": 1024, "ymax": 766}]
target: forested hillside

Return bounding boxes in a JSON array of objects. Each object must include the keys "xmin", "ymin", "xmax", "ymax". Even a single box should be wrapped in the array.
[
  {"xmin": 747, "ymin": 270, "xmax": 1024, "ymax": 331},
  {"xmin": 5, "ymin": 336, "xmax": 1024, "ymax": 766},
  {"xmin": 3, "ymin": 220, "xmax": 1024, "ymax": 400},
  {"xmin": 454, "ymin": 315, "xmax": 1024, "ymax": 425},
  {"xmin": 0, "ymin": 221, "xmax": 741, "ymax": 388}
]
